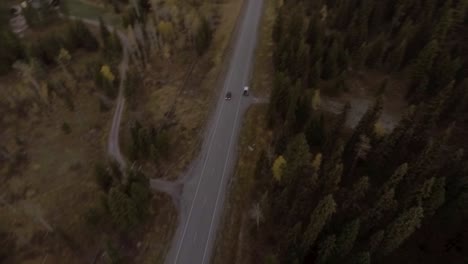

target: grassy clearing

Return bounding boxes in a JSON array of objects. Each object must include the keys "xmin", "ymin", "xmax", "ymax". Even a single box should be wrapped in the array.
[
  {"xmin": 62, "ymin": 0, "xmax": 120, "ymax": 25},
  {"xmin": 0, "ymin": 50, "xmax": 112, "ymax": 263}
]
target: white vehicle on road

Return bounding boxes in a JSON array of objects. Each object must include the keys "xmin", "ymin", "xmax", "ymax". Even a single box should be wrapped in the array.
[{"xmin": 243, "ymin": 86, "xmax": 249, "ymax": 96}]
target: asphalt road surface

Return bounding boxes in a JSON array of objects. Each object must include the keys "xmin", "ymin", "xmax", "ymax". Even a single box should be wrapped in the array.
[{"xmin": 165, "ymin": 0, "xmax": 264, "ymax": 263}]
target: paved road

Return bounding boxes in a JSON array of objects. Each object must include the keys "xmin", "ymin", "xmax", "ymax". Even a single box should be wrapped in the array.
[{"xmin": 165, "ymin": 0, "xmax": 264, "ymax": 263}]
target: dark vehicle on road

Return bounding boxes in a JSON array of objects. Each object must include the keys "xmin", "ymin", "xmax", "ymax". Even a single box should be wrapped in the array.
[{"xmin": 225, "ymin": 91, "xmax": 232, "ymax": 100}]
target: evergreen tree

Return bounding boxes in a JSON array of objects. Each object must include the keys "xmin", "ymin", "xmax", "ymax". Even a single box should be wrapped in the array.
[
  {"xmin": 323, "ymin": 163, "xmax": 343, "ymax": 194},
  {"xmin": 272, "ymin": 8, "xmax": 284, "ymax": 43},
  {"xmin": 380, "ymin": 206, "xmax": 424, "ymax": 255},
  {"xmin": 371, "ymin": 107, "xmax": 415, "ymax": 170},
  {"xmin": 344, "ymin": 97, "xmax": 383, "ymax": 167},
  {"xmin": 305, "ymin": 114, "xmax": 325, "ymax": 148},
  {"xmin": 385, "ymin": 39, "xmax": 407, "ymax": 71},
  {"xmin": 99, "ymin": 17, "xmax": 111, "ymax": 46},
  {"xmin": 0, "ymin": 29, "xmax": 24, "ymax": 75},
  {"xmin": 403, "ymin": 177, "xmax": 435, "ymax": 209},
  {"xmin": 302, "ymin": 194, "xmax": 337, "ymax": 251},
  {"xmin": 316, "ymin": 234, "xmax": 337, "ymax": 264},
  {"xmin": 195, "ymin": 16, "xmax": 213, "ymax": 56},
  {"xmin": 423, "ymin": 177, "xmax": 446, "ymax": 217},
  {"xmin": 268, "ymin": 72, "xmax": 291, "ymax": 126},
  {"xmin": 410, "ymin": 40, "xmax": 439, "ymax": 98},
  {"xmin": 351, "ymin": 251, "xmax": 371, "ymax": 264},
  {"xmin": 334, "ymin": 218, "xmax": 361, "ymax": 259},
  {"xmin": 369, "ymin": 229, "xmax": 385, "ymax": 253},
  {"xmin": 322, "ymin": 142, "xmax": 344, "ymax": 186},
  {"xmin": 325, "ymin": 102, "xmax": 350, "ymax": 155},
  {"xmin": 381, "ymin": 163, "xmax": 408, "ymax": 193},
  {"xmin": 283, "ymin": 133, "xmax": 312, "ymax": 184},
  {"xmin": 342, "ymin": 175, "xmax": 370, "ymax": 212},
  {"xmin": 322, "ymin": 39, "xmax": 339, "ymax": 79},
  {"xmin": 309, "ymin": 59, "xmax": 322, "ymax": 87},
  {"xmin": 364, "ymin": 188, "xmax": 398, "ymax": 226},
  {"xmin": 365, "ymin": 34, "xmax": 386, "ymax": 68},
  {"xmin": 94, "ymin": 163, "xmax": 113, "ymax": 192},
  {"xmin": 107, "ymin": 187, "xmax": 139, "ymax": 231},
  {"xmin": 431, "ymin": 3, "xmax": 454, "ymax": 42}
]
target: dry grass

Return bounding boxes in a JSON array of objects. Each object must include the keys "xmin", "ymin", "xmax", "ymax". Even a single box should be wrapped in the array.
[
  {"xmin": 0, "ymin": 55, "xmax": 111, "ymax": 263},
  {"xmin": 251, "ymin": 0, "xmax": 277, "ymax": 98}
]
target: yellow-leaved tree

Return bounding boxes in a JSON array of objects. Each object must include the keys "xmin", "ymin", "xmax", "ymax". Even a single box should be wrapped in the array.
[
  {"xmin": 312, "ymin": 153, "xmax": 322, "ymax": 172},
  {"xmin": 158, "ymin": 21, "xmax": 175, "ymax": 43},
  {"xmin": 100, "ymin": 65, "xmax": 115, "ymax": 82},
  {"xmin": 272, "ymin": 155, "xmax": 287, "ymax": 182}
]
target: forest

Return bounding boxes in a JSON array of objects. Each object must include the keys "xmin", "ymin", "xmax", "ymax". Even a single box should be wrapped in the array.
[{"xmin": 255, "ymin": 0, "xmax": 468, "ymax": 263}]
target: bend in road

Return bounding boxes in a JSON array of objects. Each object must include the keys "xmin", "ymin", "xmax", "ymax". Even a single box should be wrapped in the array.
[{"xmin": 165, "ymin": 0, "xmax": 265, "ymax": 263}]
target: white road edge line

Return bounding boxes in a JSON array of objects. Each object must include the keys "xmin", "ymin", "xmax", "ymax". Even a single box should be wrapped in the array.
[
  {"xmin": 201, "ymin": 87, "xmax": 244, "ymax": 264},
  {"xmin": 173, "ymin": 54, "xmax": 235, "ymax": 264}
]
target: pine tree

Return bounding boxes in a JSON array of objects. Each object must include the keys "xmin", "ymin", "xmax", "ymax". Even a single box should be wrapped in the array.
[
  {"xmin": 410, "ymin": 40, "xmax": 439, "ymax": 97},
  {"xmin": 283, "ymin": 134, "xmax": 312, "ymax": 184},
  {"xmin": 309, "ymin": 59, "xmax": 322, "ymax": 87},
  {"xmin": 0, "ymin": 29, "xmax": 24, "ymax": 75},
  {"xmin": 305, "ymin": 114, "xmax": 325, "ymax": 148},
  {"xmin": 385, "ymin": 39, "xmax": 407, "ymax": 71},
  {"xmin": 364, "ymin": 188, "xmax": 398, "ymax": 225},
  {"xmin": 431, "ymin": 3, "xmax": 454, "ymax": 42},
  {"xmin": 429, "ymin": 51, "xmax": 462, "ymax": 95},
  {"xmin": 322, "ymin": 39, "xmax": 339, "ymax": 80},
  {"xmin": 351, "ymin": 251, "xmax": 371, "ymax": 264},
  {"xmin": 365, "ymin": 34, "xmax": 386, "ymax": 68},
  {"xmin": 99, "ymin": 17, "xmax": 111, "ymax": 46},
  {"xmin": 453, "ymin": 0, "xmax": 468, "ymax": 27},
  {"xmin": 403, "ymin": 177, "xmax": 435, "ymax": 209},
  {"xmin": 316, "ymin": 234, "xmax": 337, "ymax": 264},
  {"xmin": 302, "ymin": 194, "xmax": 337, "ymax": 251},
  {"xmin": 334, "ymin": 218, "xmax": 361, "ymax": 259},
  {"xmin": 323, "ymin": 163, "xmax": 343, "ymax": 194},
  {"xmin": 268, "ymin": 72, "xmax": 291, "ymax": 126},
  {"xmin": 342, "ymin": 175, "xmax": 370, "ymax": 212},
  {"xmin": 325, "ymin": 102, "xmax": 350, "ymax": 155},
  {"xmin": 195, "ymin": 15, "xmax": 212, "ymax": 56},
  {"xmin": 322, "ymin": 142, "xmax": 344, "ymax": 184},
  {"xmin": 381, "ymin": 163, "xmax": 408, "ymax": 192},
  {"xmin": 369, "ymin": 229, "xmax": 385, "ymax": 253},
  {"xmin": 107, "ymin": 187, "xmax": 139, "ymax": 231},
  {"xmin": 94, "ymin": 163, "xmax": 113, "ymax": 192},
  {"xmin": 272, "ymin": 8, "xmax": 284, "ymax": 43},
  {"xmin": 344, "ymin": 97, "xmax": 383, "ymax": 166},
  {"xmin": 371, "ymin": 107, "xmax": 415, "ymax": 169},
  {"xmin": 423, "ymin": 177, "xmax": 446, "ymax": 217},
  {"xmin": 380, "ymin": 206, "xmax": 424, "ymax": 255}
]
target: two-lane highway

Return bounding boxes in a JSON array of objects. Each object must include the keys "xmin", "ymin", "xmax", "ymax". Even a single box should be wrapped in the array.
[{"xmin": 165, "ymin": 0, "xmax": 264, "ymax": 263}]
